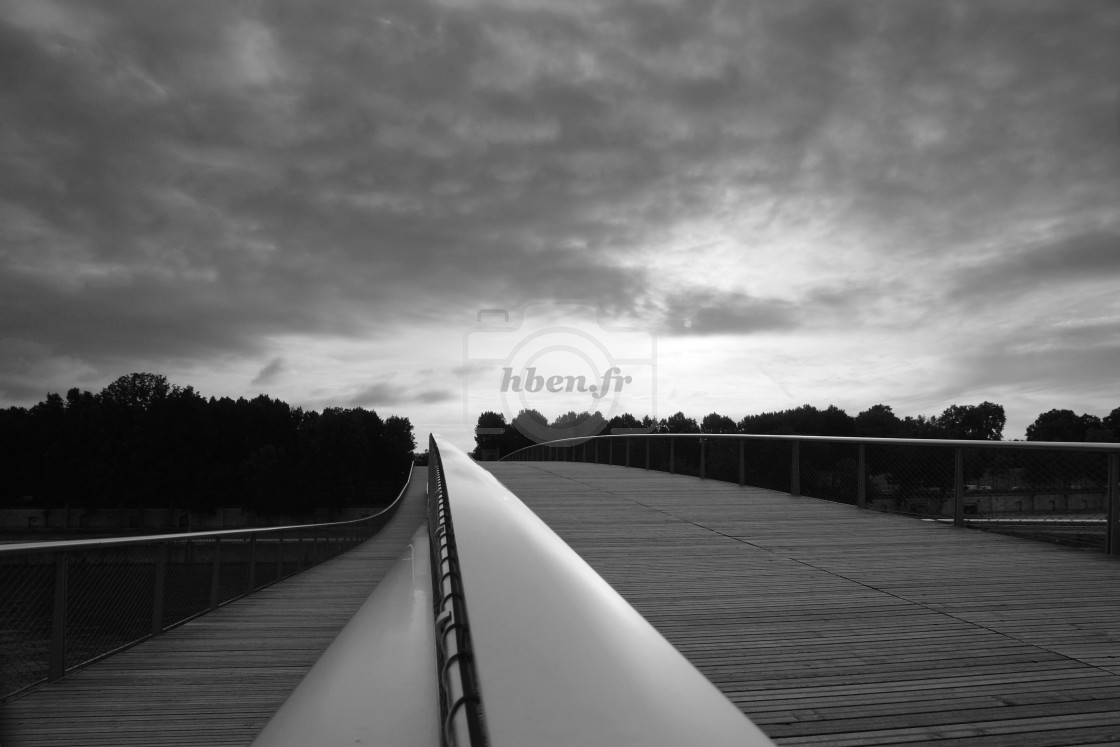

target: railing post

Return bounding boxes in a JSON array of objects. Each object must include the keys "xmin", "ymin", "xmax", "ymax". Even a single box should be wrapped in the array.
[
  {"xmin": 1107, "ymin": 453, "xmax": 1119, "ymax": 555},
  {"xmin": 670, "ymin": 438, "xmax": 675, "ymax": 474},
  {"xmin": 857, "ymin": 444, "xmax": 867, "ymax": 509},
  {"xmin": 276, "ymin": 535, "xmax": 284, "ymax": 580},
  {"xmin": 210, "ymin": 537, "xmax": 222, "ymax": 610},
  {"xmin": 791, "ymin": 441, "xmax": 800, "ymax": 496},
  {"xmin": 953, "ymin": 447, "xmax": 964, "ymax": 527},
  {"xmin": 594, "ymin": 439, "xmax": 599, "ymax": 464},
  {"xmin": 700, "ymin": 438, "xmax": 706, "ymax": 480},
  {"xmin": 247, "ymin": 534, "xmax": 258, "ymax": 592},
  {"xmin": 738, "ymin": 439, "xmax": 745, "ymax": 486},
  {"xmin": 625, "ymin": 438, "xmax": 631, "ymax": 467},
  {"xmin": 151, "ymin": 543, "xmax": 167, "ymax": 635},
  {"xmin": 645, "ymin": 438, "xmax": 650, "ymax": 470},
  {"xmin": 582, "ymin": 441, "xmax": 587, "ymax": 463},
  {"xmin": 48, "ymin": 552, "xmax": 68, "ymax": 682}
]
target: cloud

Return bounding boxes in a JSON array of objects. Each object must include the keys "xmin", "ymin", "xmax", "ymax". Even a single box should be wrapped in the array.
[
  {"xmin": 0, "ymin": 0, "xmax": 1118, "ymax": 439},
  {"xmin": 950, "ymin": 232, "xmax": 1120, "ymax": 302},
  {"xmin": 655, "ymin": 289, "xmax": 800, "ymax": 336},
  {"xmin": 348, "ymin": 383, "xmax": 407, "ymax": 409},
  {"xmin": 251, "ymin": 357, "xmax": 286, "ymax": 386},
  {"xmin": 414, "ymin": 388, "xmax": 456, "ymax": 404},
  {"xmin": 346, "ymin": 381, "xmax": 456, "ymax": 409}
]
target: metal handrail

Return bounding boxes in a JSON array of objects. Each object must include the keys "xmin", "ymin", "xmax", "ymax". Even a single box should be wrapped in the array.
[
  {"xmin": 433, "ymin": 434, "xmax": 774, "ymax": 746},
  {"xmin": 503, "ymin": 431, "xmax": 1120, "ymax": 453},
  {"xmin": 500, "ymin": 433, "xmax": 1120, "ymax": 554},
  {"xmin": 0, "ymin": 513, "xmax": 403, "ymax": 555},
  {"xmin": 249, "ymin": 521, "xmax": 441, "ymax": 747},
  {"xmin": 1, "ymin": 463, "xmax": 415, "ymax": 702},
  {"xmin": 427, "ymin": 435, "xmax": 487, "ymax": 747}
]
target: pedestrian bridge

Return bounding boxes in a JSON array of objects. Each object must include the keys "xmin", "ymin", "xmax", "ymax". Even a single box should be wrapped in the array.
[{"xmin": 3, "ymin": 435, "xmax": 1120, "ymax": 745}]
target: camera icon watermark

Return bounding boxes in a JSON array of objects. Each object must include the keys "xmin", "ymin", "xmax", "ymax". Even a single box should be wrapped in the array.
[{"xmin": 463, "ymin": 301, "xmax": 657, "ymax": 443}]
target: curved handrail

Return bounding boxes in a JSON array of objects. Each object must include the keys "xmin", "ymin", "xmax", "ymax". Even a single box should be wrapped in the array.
[
  {"xmin": 502, "ymin": 432, "xmax": 1120, "ymax": 459},
  {"xmin": 431, "ymin": 434, "xmax": 775, "ymax": 746},
  {"xmin": 499, "ymin": 432, "xmax": 1120, "ymax": 554},
  {"xmin": 250, "ymin": 524, "xmax": 440, "ymax": 747},
  {"xmin": 1, "ymin": 464, "xmax": 415, "ymax": 701},
  {"xmin": 0, "ymin": 462, "xmax": 415, "ymax": 555}
]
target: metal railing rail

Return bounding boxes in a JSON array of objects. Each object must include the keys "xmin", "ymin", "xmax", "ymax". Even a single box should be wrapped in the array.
[
  {"xmin": 0, "ymin": 463, "xmax": 414, "ymax": 702},
  {"xmin": 427, "ymin": 435, "xmax": 488, "ymax": 747},
  {"xmin": 501, "ymin": 434, "xmax": 1120, "ymax": 555},
  {"xmin": 431, "ymin": 434, "xmax": 774, "ymax": 746}
]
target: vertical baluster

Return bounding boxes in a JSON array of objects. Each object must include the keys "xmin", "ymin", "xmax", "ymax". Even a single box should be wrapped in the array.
[
  {"xmin": 953, "ymin": 448, "xmax": 964, "ymax": 527},
  {"xmin": 857, "ymin": 444, "xmax": 867, "ymax": 509},
  {"xmin": 791, "ymin": 441, "xmax": 800, "ymax": 496},
  {"xmin": 247, "ymin": 534, "xmax": 258, "ymax": 593},
  {"xmin": 151, "ymin": 543, "xmax": 167, "ymax": 635},
  {"xmin": 48, "ymin": 552, "xmax": 68, "ymax": 682},
  {"xmin": 276, "ymin": 534, "xmax": 285, "ymax": 580},
  {"xmin": 738, "ymin": 439, "xmax": 745, "ymax": 486},
  {"xmin": 210, "ymin": 537, "xmax": 222, "ymax": 610},
  {"xmin": 1107, "ymin": 453, "xmax": 1118, "ymax": 555}
]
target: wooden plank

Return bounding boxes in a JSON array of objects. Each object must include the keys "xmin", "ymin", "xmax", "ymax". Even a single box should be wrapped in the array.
[
  {"xmin": 483, "ymin": 462, "xmax": 1120, "ymax": 746},
  {"xmin": 0, "ymin": 478, "xmax": 430, "ymax": 747}
]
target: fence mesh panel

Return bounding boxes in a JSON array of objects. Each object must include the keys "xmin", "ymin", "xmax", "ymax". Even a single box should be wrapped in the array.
[
  {"xmin": 862, "ymin": 443, "xmax": 954, "ymax": 519},
  {"xmin": 162, "ymin": 538, "xmax": 215, "ymax": 628},
  {"xmin": 215, "ymin": 537, "xmax": 251, "ymax": 605},
  {"xmin": 961, "ymin": 447, "xmax": 1108, "ymax": 550},
  {"xmin": 65, "ymin": 545, "xmax": 156, "ymax": 671},
  {"xmin": 0, "ymin": 553, "xmax": 54, "ymax": 697},
  {"xmin": 742, "ymin": 439, "xmax": 793, "ymax": 494},
  {"xmin": 506, "ymin": 435, "xmax": 1117, "ymax": 554},
  {"xmin": 1, "ymin": 475, "xmax": 407, "ymax": 703},
  {"xmin": 796, "ymin": 441, "xmax": 860, "ymax": 505}
]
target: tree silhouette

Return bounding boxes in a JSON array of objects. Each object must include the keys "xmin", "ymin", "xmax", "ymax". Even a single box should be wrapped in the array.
[{"xmin": 0, "ymin": 373, "xmax": 414, "ymax": 524}]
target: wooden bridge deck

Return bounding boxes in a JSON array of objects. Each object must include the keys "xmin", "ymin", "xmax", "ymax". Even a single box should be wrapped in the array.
[
  {"xmin": 0, "ymin": 476, "xmax": 430, "ymax": 747},
  {"xmin": 5, "ymin": 462, "xmax": 1120, "ymax": 746},
  {"xmin": 483, "ymin": 462, "xmax": 1120, "ymax": 746}
]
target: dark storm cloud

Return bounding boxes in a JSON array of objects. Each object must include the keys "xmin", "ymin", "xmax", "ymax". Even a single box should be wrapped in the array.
[
  {"xmin": 950, "ymin": 232, "xmax": 1120, "ymax": 302},
  {"xmin": 251, "ymin": 357, "xmax": 286, "ymax": 386},
  {"xmin": 657, "ymin": 289, "xmax": 800, "ymax": 335},
  {"xmin": 1, "ymin": 0, "xmax": 1118, "ymax": 412},
  {"xmin": 347, "ymin": 381, "xmax": 455, "ymax": 409},
  {"xmin": 950, "ymin": 338, "xmax": 1120, "ymax": 401}
]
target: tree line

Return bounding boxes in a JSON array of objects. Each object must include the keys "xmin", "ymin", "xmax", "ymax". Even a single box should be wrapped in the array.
[
  {"xmin": 0, "ymin": 373, "xmax": 415, "ymax": 516},
  {"xmin": 474, "ymin": 401, "xmax": 1120, "ymax": 459}
]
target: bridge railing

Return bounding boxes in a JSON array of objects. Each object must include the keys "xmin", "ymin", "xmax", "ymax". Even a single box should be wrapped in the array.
[
  {"xmin": 425, "ymin": 435, "xmax": 774, "ymax": 746},
  {"xmin": 502, "ymin": 434, "xmax": 1120, "ymax": 554},
  {"xmin": 252, "ymin": 434, "xmax": 775, "ymax": 746},
  {"xmin": 0, "ymin": 464, "xmax": 413, "ymax": 702}
]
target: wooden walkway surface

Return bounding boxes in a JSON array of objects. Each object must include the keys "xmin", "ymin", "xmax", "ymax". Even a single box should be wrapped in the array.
[
  {"xmin": 483, "ymin": 462, "xmax": 1120, "ymax": 746},
  {"xmin": 0, "ymin": 477, "xmax": 430, "ymax": 747}
]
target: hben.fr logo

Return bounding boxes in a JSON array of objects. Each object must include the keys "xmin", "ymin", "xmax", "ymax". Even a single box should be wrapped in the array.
[
  {"xmin": 463, "ymin": 301, "xmax": 657, "ymax": 443},
  {"xmin": 499, "ymin": 366, "xmax": 633, "ymax": 400}
]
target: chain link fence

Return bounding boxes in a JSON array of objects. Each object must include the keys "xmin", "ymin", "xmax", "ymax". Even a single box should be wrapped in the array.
[
  {"xmin": 504, "ymin": 435, "xmax": 1120, "ymax": 553},
  {"xmin": 0, "ymin": 467, "xmax": 412, "ymax": 702}
]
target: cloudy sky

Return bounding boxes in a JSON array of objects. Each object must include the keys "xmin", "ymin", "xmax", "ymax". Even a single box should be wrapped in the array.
[{"xmin": 1, "ymin": 0, "xmax": 1118, "ymax": 451}]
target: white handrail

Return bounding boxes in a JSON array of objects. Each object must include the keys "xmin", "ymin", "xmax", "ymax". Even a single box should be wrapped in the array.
[
  {"xmin": 250, "ymin": 524, "xmax": 440, "ymax": 747},
  {"xmin": 433, "ymin": 435, "xmax": 774, "ymax": 746}
]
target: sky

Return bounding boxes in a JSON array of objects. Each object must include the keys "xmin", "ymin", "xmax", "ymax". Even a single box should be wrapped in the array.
[{"xmin": 1, "ymin": 0, "xmax": 1118, "ymax": 452}]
